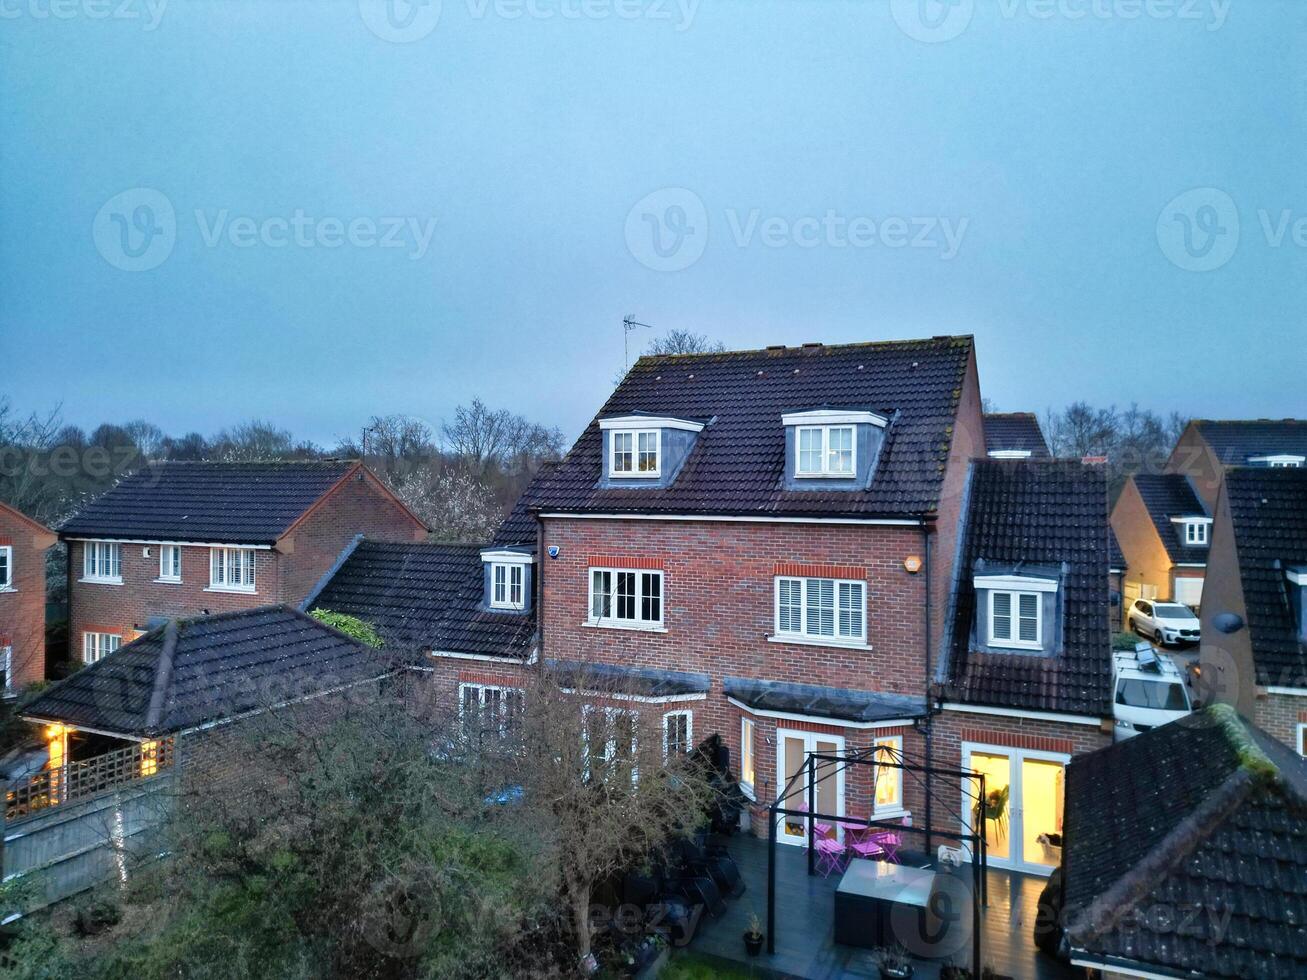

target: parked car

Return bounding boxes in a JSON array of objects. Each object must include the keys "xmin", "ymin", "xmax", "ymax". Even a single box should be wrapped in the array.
[
  {"xmin": 1113, "ymin": 644, "xmax": 1192, "ymax": 741},
  {"xmin": 1127, "ymin": 599, "xmax": 1201, "ymax": 646}
]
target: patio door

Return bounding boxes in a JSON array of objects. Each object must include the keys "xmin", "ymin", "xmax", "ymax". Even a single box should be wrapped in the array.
[
  {"xmin": 961, "ymin": 743, "xmax": 1068, "ymax": 875},
  {"xmin": 775, "ymin": 729, "xmax": 845, "ymax": 845}
]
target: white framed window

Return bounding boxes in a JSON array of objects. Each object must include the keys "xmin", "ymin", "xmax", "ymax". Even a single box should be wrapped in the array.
[
  {"xmin": 873, "ymin": 735, "xmax": 903, "ymax": 814},
  {"xmin": 795, "ymin": 425, "xmax": 855, "ymax": 477},
  {"xmin": 610, "ymin": 429, "xmax": 661, "ymax": 478},
  {"xmin": 459, "ymin": 683, "xmax": 524, "ymax": 738},
  {"xmin": 0, "ymin": 546, "xmax": 11, "ymax": 590},
  {"xmin": 583, "ymin": 705, "xmax": 638, "ymax": 783},
  {"xmin": 774, "ymin": 576, "xmax": 866, "ymax": 644},
  {"xmin": 1298, "ymin": 723, "xmax": 1306, "ymax": 758},
  {"xmin": 1249, "ymin": 454, "xmax": 1305, "ymax": 468},
  {"xmin": 663, "ymin": 710, "xmax": 693, "ymax": 759},
  {"xmin": 0, "ymin": 646, "xmax": 11, "ymax": 694},
  {"xmin": 158, "ymin": 545, "xmax": 182, "ymax": 582},
  {"xmin": 82, "ymin": 542, "xmax": 122, "ymax": 583},
  {"xmin": 989, "ymin": 590, "xmax": 1042, "ymax": 650},
  {"xmin": 209, "ymin": 547, "xmax": 256, "ymax": 592},
  {"xmin": 490, "ymin": 562, "xmax": 525, "ymax": 610},
  {"xmin": 83, "ymin": 631, "xmax": 121, "ymax": 664},
  {"xmin": 588, "ymin": 568, "xmax": 663, "ymax": 629},
  {"xmin": 740, "ymin": 716, "xmax": 756, "ymax": 800},
  {"xmin": 1183, "ymin": 521, "xmax": 1209, "ymax": 546}
]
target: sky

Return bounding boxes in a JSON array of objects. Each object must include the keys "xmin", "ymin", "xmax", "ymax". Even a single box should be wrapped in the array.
[{"xmin": 1, "ymin": 0, "xmax": 1303, "ymax": 448}]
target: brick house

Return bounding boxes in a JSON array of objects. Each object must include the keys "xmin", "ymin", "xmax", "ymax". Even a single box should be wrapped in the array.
[
  {"xmin": 1166, "ymin": 418, "xmax": 1307, "ymax": 511},
  {"xmin": 1110, "ymin": 473, "xmax": 1210, "ymax": 610},
  {"xmin": 935, "ymin": 458, "xmax": 1114, "ymax": 875},
  {"xmin": 1199, "ymin": 466, "xmax": 1307, "ymax": 755},
  {"xmin": 58, "ymin": 461, "xmax": 427, "ymax": 667},
  {"xmin": 0, "ymin": 501, "xmax": 57, "ymax": 695}
]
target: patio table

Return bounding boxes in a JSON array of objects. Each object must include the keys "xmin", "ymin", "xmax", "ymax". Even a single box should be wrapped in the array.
[{"xmin": 833, "ymin": 858, "xmax": 938, "ymax": 950}]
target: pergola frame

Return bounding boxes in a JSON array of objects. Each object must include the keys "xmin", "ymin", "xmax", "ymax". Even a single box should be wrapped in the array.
[{"xmin": 766, "ymin": 741, "xmax": 990, "ymax": 975}]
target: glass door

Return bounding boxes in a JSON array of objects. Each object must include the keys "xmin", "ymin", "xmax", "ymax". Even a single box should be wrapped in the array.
[
  {"xmin": 963, "ymin": 744, "xmax": 1068, "ymax": 875},
  {"xmin": 776, "ymin": 729, "xmax": 845, "ymax": 844}
]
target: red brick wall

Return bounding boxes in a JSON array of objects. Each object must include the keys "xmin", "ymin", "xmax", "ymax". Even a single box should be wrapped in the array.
[
  {"xmin": 1254, "ymin": 692, "xmax": 1307, "ymax": 755},
  {"xmin": 0, "ymin": 510, "xmax": 55, "ymax": 691}
]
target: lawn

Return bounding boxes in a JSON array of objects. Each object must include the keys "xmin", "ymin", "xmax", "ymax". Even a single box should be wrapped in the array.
[{"xmin": 662, "ymin": 951, "xmax": 766, "ymax": 979}]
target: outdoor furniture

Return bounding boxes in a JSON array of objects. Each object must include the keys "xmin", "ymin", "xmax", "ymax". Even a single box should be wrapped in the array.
[
  {"xmin": 814, "ymin": 833, "xmax": 848, "ymax": 878},
  {"xmin": 861, "ymin": 815, "xmax": 910, "ymax": 863},
  {"xmin": 834, "ymin": 859, "xmax": 939, "ymax": 950},
  {"xmin": 847, "ymin": 826, "xmax": 886, "ymax": 862}
]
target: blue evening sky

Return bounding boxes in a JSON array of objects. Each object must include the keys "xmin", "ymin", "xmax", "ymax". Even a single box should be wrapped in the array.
[{"xmin": 2, "ymin": 0, "xmax": 1303, "ymax": 446}]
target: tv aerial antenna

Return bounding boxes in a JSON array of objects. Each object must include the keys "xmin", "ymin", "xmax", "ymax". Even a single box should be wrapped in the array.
[{"xmin": 623, "ymin": 315, "xmax": 656, "ymax": 371}]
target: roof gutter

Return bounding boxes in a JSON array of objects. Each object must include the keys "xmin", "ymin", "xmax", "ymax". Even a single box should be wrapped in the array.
[{"xmin": 536, "ymin": 511, "xmax": 927, "ymax": 527}]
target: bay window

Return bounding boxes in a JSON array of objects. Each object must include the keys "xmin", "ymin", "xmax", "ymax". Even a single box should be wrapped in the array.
[
  {"xmin": 663, "ymin": 710, "xmax": 692, "ymax": 758},
  {"xmin": 740, "ymin": 716, "xmax": 756, "ymax": 800},
  {"xmin": 873, "ymin": 735, "xmax": 903, "ymax": 814}
]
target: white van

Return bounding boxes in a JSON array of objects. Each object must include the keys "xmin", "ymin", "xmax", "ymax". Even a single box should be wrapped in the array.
[{"xmin": 1113, "ymin": 643, "xmax": 1192, "ymax": 741}]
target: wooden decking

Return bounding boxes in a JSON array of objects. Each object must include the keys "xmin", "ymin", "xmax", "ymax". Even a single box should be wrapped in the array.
[{"xmin": 687, "ymin": 834, "xmax": 1080, "ymax": 979}]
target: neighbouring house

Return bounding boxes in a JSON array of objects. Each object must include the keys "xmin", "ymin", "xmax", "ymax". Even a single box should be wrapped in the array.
[
  {"xmin": 1199, "ymin": 466, "xmax": 1307, "ymax": 754},
  {"xmin": 0, "ymin": 501, "xmax": 57, "ymax": 696},
  {"xmin": 1167, "ymin": 418, "xmax": 1307, "ymax": 511},
  {"xmin": 58, "ymin": 460, "xmax": 427, "ymax": 669},
  {"xmin": 935, "ymin": 458, "xmax": 1114, "ymax": 875},
  {"xmin": 982, "ymin": 412, "xmax": 1051, "ymax": 459},
  {"xmin": 1060, "ymin": 704, "xmax": 1307, "ymax": 979},
  {"xmin": 408, "ymin": 336, "xmax": 986, "ymax": 845},
  {"xmin": 1110, "ymin": 473, "xmax": 1210, "ymax": 610},
  {"xmin": 1107, "ymin": 528, "xmax": 1127, "ymax": 630}
]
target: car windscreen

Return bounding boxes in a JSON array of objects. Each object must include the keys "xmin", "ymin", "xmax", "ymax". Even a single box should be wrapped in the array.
[
  {"xmin": 1152, "ymin": 604, "xmax": 1193, "ymax": 619},
  {"xmin": 1115, "ymin": 679, "xmax": 1189, "ymax": 710}
]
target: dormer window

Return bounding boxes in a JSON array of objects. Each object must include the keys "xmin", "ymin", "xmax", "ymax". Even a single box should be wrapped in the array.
[
  {"xmin": 989, "ymin": 590, "xmax": 1041, "ymax": 648},
  {"xmin": 1249, "ymin": 454, "xmax": 1305, "ymax": 468},
  {"xmin": 1184, "ymin": 521, "xmax": 1208, "ymax": 546},
  {"xmin": 973, "ymin": 571, "xmax": 1060, "ymax": 654},
  {"xmin": 612, "ymin": 430, "xmax": 660, "ymax": 478},
  {"xmin": 987, "ymin": 449, "xmax": 1032, "ymax": 460},
  {"xmin": 481, "ymin": 548, "xmax": 534, "ymax": 614},
  {"xmin": 796, "ymin": 425, "xmax": 855, "ymax": 477}
]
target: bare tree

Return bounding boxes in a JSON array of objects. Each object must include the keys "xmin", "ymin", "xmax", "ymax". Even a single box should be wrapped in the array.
[
  {"xmin": 211, "ymin": 419, "xmax": 299, "ymax": 461},
  {"xmin": 441, "ymin": 399, "xmax": 562, "ymax": 474},
  {"xmin": 644, "ymin": 330, "xmax": 726, "ymax": 357},
  {"xmin": 390, "ymin": 462, "xmax": 498, "ymax": 542},
  {"xmin": 122, "ymin": 420, "xmax": 167, "ymax": 460}
]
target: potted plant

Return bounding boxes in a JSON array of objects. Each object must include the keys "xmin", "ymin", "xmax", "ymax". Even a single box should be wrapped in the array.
[
  {"xmin": 973, "ymin": 784, "xmax": 1010, "ymax": 842},
  {"xmin": 743, "ymin": 911, "xmax": 765, "ymax": 957},
  {"xmin": 940, "ymin": 963, "xmax": 972, "ymax": 980},
  {"xmin": 874, "ymin": 944, "xmax": 914, "ymax": 980}
]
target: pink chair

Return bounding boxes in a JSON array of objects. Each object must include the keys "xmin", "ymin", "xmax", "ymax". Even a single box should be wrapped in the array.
[
  {"xmin": 847, "ymin": 826, "xmax": 886, "ymax": 862},
  {"xmin": 862, "ymin": 816, "xmax": 909, "ymax": 863},
  {"xmin": 813, "ymin": 824, "xmax": 848, "ymax": 877}
]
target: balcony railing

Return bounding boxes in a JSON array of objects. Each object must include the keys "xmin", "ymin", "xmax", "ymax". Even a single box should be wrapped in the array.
[{"xmin": 5, "ymin": 737, "xmax": 176, "ymax": 821}]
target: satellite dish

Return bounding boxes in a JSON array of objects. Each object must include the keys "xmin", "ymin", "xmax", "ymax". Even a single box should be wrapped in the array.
[{"xmin": 1213, "ymin": 612, "xmax": 1244, "ymax": 634}]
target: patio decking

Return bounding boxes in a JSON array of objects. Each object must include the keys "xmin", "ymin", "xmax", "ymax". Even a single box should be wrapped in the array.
[{"xmin": 687, "ymin": 834, "xmax": 1079, "ymax": 980}]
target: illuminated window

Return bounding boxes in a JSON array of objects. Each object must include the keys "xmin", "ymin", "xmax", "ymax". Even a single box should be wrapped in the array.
[
  {"xmin": 873, "ymin": 735, "xmax": 903, "ymax": 813},
  {"xmin": 740, "ymin": 716, "xmax": 756, "ymax": 800}
]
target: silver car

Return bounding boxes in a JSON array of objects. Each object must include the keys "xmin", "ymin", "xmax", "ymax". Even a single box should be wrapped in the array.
[{"xmin": 1128, "ymin": 599, "xmax": 1201, "ymax": 646}]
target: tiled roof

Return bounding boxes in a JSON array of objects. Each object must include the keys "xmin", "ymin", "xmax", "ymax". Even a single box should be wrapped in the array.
[
  {"xmin": 723, "ymin": 677, "xmax": 927, "ymax": 724},
  {"xmin": 310, "ymin": 540, "xmax": 536, "ymax": 658},
  {"xmin": 491, "ymin": 465, "xmax": 552, "ymax": 547},
  {"xmin": 1222, "ymin": 467, "xmax": 1307, "ymax": 687},
  {"xmin": 1133, "ymin": 473, "xmax": 1209, "ymax": 564},
  {"xmin": 59, "ymin": 461, "xmax": 359, "ymax": 544},
  {"xmin": 1194, "ymin": 419, "xmax": 1307, "ymax": 464},
  {"xmin": 939, "ymin": 459, "xmax": 1112, "ymax": 716},
  {"xmin": 983, "ymin": 412, "xmax": 1050, "ymax": 458},
  {"xmin": 530, "ymin": 337, "xmax": 974, "ymax": 519},
  {"xmin": 1063, "ymin": 706, "xmax": 1307, "ymax": 979},
  {"xmin": 1108, "ymin": 526, "xmax": 1126, "ymax": 572},
  {"xmin": 22, "ymin": 606, "xmax": 395, "ymax": 737}
]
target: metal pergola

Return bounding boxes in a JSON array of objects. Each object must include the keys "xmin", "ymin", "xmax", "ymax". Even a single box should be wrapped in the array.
[{"xmin": 766, "ymin": 742, "xmax": 991, "ymax": 975}]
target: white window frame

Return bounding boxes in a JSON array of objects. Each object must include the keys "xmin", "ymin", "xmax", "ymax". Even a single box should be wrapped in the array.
[
  {"xmin": 773, "ymin": 575, "xmax": 867, "ymax": 646},
  {"xmin": 158, "ymin": 544, "xmax": 182, "ymax": 583},
  {"xmin": 587, "ymin": 567, "xmax": 664, "ymax": 630},
  {"xmin": 1249, "ymin": 454, "xmax": 1305, "ymax": 468},
  {"xmin": 1183, "ymin": 521, "xmax": 1209, "ymax": 546},
  {"xmin": 458, "ymin": 682, "xmax": 524, "ymax": 738},
  {"xmin": 988, "ymin": 589, "xmax": 1043, "ymax": 651},
  {"xmin": 81, "ymin": 542, "xmax": 122, "ymax": 583},
  {"xmin": 490, "ymin": 562, "xmax": 525, "ymax": 610},
  {"xmin": 83, "ymin": 631, "xmax": 121, "ymax": 664},
  {"xmin": 582, "ymin": 704, "xmax": 639, "ymax": 782},
  {"xmin": 740, "ymin": 716, "xmax": 756, "ymax": 800},
  {"xmin": 794, "ymin": 424, "xmax": 857, "ymax": 478},
  {"xmin": 609, "ymin": 429, "xmax": 661, "ymax": 478},
  {"xmin": 872, "ymin": 735, "xmax": 904, "ymax": 815},
  {"xmin": 663, "ymin": 710, "xmax": 693, "ymax": 759},
  {"xmin": 1298, "ymin": 723, "xmax": 1306, "ymax": 758},
  {"xmin": 208, "ymin": 546, "xmax": 256, "ymax": 593},
  {"xmin": 0, "ymin": 645, "xmax": 11, "ymax": 694},
  {"xmin": 0, "ymin": 545, "xmax": 11, "ymax": 591}
]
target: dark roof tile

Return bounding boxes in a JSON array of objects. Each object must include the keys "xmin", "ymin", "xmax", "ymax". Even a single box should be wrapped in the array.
[
  {"xmin": 1133, "ymin": 473, "xmax": 1210, "ymax": 565},
  {"xmin": 983, "ymin": 412, "xmax": 1051, "ymax": 458}
]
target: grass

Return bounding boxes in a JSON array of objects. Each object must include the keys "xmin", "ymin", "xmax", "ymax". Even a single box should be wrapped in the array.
[{"xmin": 662, "ymin": 950, "xmax": 766, "ymax": 980}]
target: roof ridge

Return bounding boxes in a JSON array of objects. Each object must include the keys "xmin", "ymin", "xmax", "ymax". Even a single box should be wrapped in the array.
[
  {"xmin": 144, "ymin": 621, "xmax": 180, "ymax": 733},
  {"xmin": 632, "ymin": 334, "xmax": 973, "ymax": 367}
]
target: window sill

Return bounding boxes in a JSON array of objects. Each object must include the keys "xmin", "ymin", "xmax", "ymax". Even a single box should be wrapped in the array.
[
  {"xmin": 153, "ymin": 578, "xmax": 182, "ymax": 585},
  {"xmin": 79, "ymin": 577, "xmax": 123, "ymax": 586},
  {"xmin": 767, "ymin": 634, "xmax": 872, "ymax": 652},
  {"xmin": 582, "ymin": 620, "xmax": 667, "ymax": 634},
  {"xmin": 739, "ymin": 783, "xmax": 757, "ymax": 803},
  {"xmin": 987, "ymin": 640, "xmax": 1044, "ymax": 652},
  {"xmin": 0, "ymin": 586, "xmax": 15, "ymax": 594},
  {"xmin": 793, "ymin": 472, "xmax": 856, "ymax": 480},
  {"xmin": 871, "ymin": 807, "xmax": 909, "ymax": 822},
  {"xmin": 204, "ymin": 585, "xmax": 256, "ymax": 595},
  {"xmin": 488, "ymin": 604, "xmax": 527, "ymax": 613}
]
